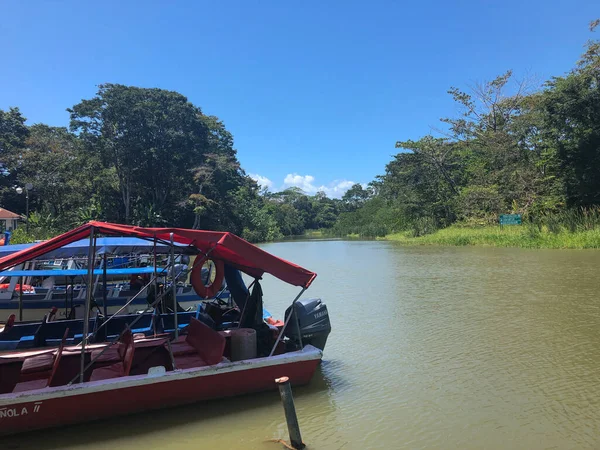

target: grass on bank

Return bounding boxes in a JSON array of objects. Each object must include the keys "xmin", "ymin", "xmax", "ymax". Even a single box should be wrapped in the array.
[{"xmin": 384, "ymin": 225, "xmax": 600, "ymax": 249}]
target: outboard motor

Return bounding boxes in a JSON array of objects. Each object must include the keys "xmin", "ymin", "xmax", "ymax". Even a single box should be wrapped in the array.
[{"xmin": 284, "ymin": 298, "xmax": 331, "ymax": 351}]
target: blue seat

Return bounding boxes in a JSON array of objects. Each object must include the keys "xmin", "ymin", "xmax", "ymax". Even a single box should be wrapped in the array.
[
  {"xmin": 159, "ymin": 311, "xmax": 196, "ymax": 334},
  {"xmin": 0, "ymin": 319, "xmax": 43, "ymax": 350},
  {"xmin": 39, "ymin": 316, "xmax": 102, "ymax": 347},
  {"xmin": 103, "ymin": 313, "xmax": 155, "ymax": 339}
]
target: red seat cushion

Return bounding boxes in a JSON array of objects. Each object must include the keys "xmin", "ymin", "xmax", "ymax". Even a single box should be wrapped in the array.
[
  {"xmin": 13, "ymin": 378, "xmax": 47, "ymax": 393},
  {"xmin": 90, "ymin": 330, "xmax": 135, "ymax": 381},
  {"xmin": 21, "ymin": 352, "xmax": 55, "ymax": 374},
  {"xmin": 91, "ymin": 346, "xmax": 120, "ymax": 365},
  {"xmin": 130, "ymin": 345, "xmax": 173, "ymax": 375},
  {"xmin": 170, "ymin": 340, "xmax": 197, "ymax": 356},
  {"xmin": 49, "ymin": 351, "xmax": 92, "ymax": 386},
  {"xmin": 185, "ymin": 318, "xmax": 225, "ymax": 366},
  {"xmin": 90, "ymin": 363, "xmax": 125, "ymax": 381}
]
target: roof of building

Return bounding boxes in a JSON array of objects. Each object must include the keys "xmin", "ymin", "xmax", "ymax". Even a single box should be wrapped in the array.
[{"xmin": 0, "ymin": 208, "xmax": 21, "ymax": 219}]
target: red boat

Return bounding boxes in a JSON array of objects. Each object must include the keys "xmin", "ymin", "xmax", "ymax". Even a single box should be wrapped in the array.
[{"xmin": 0, "ymin": 222, "xmax": 331, "ymax": 436}]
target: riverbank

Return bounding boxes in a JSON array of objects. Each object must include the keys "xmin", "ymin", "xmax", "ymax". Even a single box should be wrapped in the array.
[{"xmin": 384, "ymin": 225, "xmax": 600, "ymax": 249}]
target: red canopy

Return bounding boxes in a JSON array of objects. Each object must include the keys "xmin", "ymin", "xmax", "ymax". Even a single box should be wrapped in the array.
[{"xmin": 0, "ymin": 221, "xmax": 317, "ymax": 288}]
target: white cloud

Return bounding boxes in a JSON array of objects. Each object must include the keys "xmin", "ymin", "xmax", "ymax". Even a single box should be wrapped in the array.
[
  {"xmin": 249, "ymin": 173, "xmax": 273, "ymax": 190},
  {"xmin": 283, "ymin": 174, "xmax": 316, "ymax": 192},
  {"xmin": 250, "ymin": 173, "xmax": 361, "ymax": 198},
  {"xmin": 283, "ymin": 173, "xmax": 358, "ymax": 198}
]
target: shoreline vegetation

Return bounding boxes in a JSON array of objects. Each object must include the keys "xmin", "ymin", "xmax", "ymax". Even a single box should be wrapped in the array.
[
  {"xmin": 333, "ymin": 204, "xmax": 600, "ymax": 249},
  {"xmin": 327, "ymin": 21, "xmax": 600, "ymax": 250},
  {"xmin": 382, "ymin": 225, "xmax": 600, "ymax": 249}
]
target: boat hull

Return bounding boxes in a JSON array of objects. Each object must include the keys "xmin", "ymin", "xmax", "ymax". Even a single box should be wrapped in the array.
[{"xmin": 0, "ymin": 346, "xmax": 322, "ymax": 436}]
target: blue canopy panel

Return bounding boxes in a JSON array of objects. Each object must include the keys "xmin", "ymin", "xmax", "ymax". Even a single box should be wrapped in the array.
[
  {"xmin": 0, "ymin": 267, "xmax": 167, "ymax": 278},
  {"xmin": 0, "ymin": 237, "xmax": 195, "ymax": 259}
]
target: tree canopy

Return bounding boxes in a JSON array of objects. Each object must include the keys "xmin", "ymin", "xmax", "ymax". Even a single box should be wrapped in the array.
[
  {"xmin": 334, "ymin": 20, "xmax": 600, "ymax": 237},
  {"xmin": 0, "ymin": 85, "xmax": 345, "ymax": 242}
]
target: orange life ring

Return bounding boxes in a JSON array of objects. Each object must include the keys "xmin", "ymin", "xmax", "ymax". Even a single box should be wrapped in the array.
[{"xmin": 190, "ymin": 258, "xmax": 224, "ymax": 299}]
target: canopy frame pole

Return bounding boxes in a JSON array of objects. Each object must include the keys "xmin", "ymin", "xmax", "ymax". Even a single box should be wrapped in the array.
[
  {"xmin": 18, "ymin": 275, "xmax": 23, "ymax": 322},
  {"xmin": 170, "ymin": 233, "xmax": 178, "ymax": 339},
  {"xmin": 64, "ymin": 277, "xmax": 69, "ymax": 318},
  {"xmin": 269, "ymin": 288, "xmax": 306, "ymax": 357},
  {"xmin": 102, "ymin": 253, "xmax": 108, "ymax": 317},
  {"xmin": 82, "ymin": 267, "xmax": 169, "ymax": 345},
  {"xmin": 153, "ymin": 236, "xmax": 157, "ymax": 310},
  {"xmin": 80, "ymin": 227, "xmax": 96, "ymax": 383},
  {"xmin": 69, "ymin": 276, "xmax": 75, "ymax": 317}
]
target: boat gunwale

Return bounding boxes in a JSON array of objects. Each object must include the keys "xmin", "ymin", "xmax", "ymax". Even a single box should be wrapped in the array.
[{"xmin": 0, "ymin": 345, "xmax": 322, "ymax": 406}]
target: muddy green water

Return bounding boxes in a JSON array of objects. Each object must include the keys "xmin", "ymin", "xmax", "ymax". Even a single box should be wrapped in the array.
[{"xmin": 6, "ymin": 241, "xmax": 600, "ymax": 450}]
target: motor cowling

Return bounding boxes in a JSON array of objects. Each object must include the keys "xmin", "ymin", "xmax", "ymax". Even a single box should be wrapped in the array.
[{"xmin": 284, "ymin": 298, "xmax": 331, "ymax": 351}]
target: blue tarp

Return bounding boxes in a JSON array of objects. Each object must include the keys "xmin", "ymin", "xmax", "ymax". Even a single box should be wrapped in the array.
[
  {"xmin": 0, "ymin": 267, "xmax": 167, "ymax": 277},
  {"xmin": 0, "ymin": 237, "xmax": 192, "ymax": 259}
]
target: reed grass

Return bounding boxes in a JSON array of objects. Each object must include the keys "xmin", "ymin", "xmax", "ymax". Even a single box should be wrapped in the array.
[{"xmin": 385, "ymin": 224, "xmax": 600, "ymax": 249}]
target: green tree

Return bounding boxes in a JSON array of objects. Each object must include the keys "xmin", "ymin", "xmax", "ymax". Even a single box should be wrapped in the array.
[
  {"xmin": 12, "ymin": 125, "xmax": 90, "ymax": 222},
  {"xmin": 0, "ymin": 107, "xmax": 29, "ymax": 210},
  {"xmin": 341, "ymin": 183, "xmax": 372, "ymax": 212},
  {"xmin": 69, "ymin": 84, "xmax": 209, "ymax": 224},
  {"xmin": 540, "ymin": 21, "xmax": 600, "ymax": 207}
]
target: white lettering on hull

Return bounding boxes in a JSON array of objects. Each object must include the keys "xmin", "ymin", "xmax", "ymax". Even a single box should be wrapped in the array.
[{"xmin": 0, "ymin": 401, "xmax": 42, "ymax": 420}]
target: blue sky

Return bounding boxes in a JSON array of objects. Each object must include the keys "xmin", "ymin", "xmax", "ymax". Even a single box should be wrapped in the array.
[{"xmin": 1, "ymin": 1, "xmax": 598, "ymax": 197}]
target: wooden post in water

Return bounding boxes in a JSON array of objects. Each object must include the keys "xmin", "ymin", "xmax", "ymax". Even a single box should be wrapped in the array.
[{"xmin": 275, "ymin": 376, "xmax": 305, "ymax": 450}]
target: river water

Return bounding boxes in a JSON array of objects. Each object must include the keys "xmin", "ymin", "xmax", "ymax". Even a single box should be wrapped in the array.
[{"xmin": 7, "ymin": 240, "xmax": 600, "ymax": 449}]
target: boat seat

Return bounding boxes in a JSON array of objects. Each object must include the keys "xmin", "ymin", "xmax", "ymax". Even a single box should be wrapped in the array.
[
  {"xmin": 90, "ymin": 330, "xmax": 135, "ymax": 382},
  {"xmin": 170, "ymin": 318, "xmax": 226, "ymax": 370},
  {"xmin": 170, "ymin": 338, "xmax": 197, "ymax": 356},
  {"xmin": 118, "ymin": 289, "xmax": 137, "ymax": 298},
  {"xmin": 0, "ymin": 341, "xmax": 20, "ymax": 351},
  {"xmin": 21, "ymin": 351, "xmax": 55, "ymax": 375},
  {"xmin": 0, "ymin": 357, "xmax": 25, "ymax": 394},
  {"xmin": 91, "ymin": 346, "xmax": 120, "ymax": 365},
  {"xmin": 38, "ymin": 317, "xmax": 100, "ymax": 347},
  {"xmin": 103, "ymin": 313, "xmax": 154, "ymax": 340},
  {"xmin": 0, "ymin": 315, "xmax": 43, "ymax": 350},
  {"xmin": 90, "ymin": 336, "xmax": 173, "ymax": 374},
  {"xmin": 129, "ymin": 338, "xmax": 173, "ymax": 375},
  {"xmin": 50, "ymin": 291, "xmax": 67, "ymax": 301},
  {"xmin": 15, "ymin": 293, "xmax": 47, "ymax": 301},
  {"xmin": 170, "ymin": 335, "xmax": 209, "ymax": 369},
  {"xmin": 12, "ymin": 329, "xmax": 69, "ymax": 392},
  {"xmin": 159, "ymin": 312, "xmax": 196, "ymax": 334},
  {"xmin": 12, "ymin": 378, "xmax": 48, "ymax": 393},
  {"xmin": 185, "ymin": 318, "xmax": 226, "ymax": 366},
  {"xmin": 49, "ymin": 350, "xmax": 92, "ymax": 386}
]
